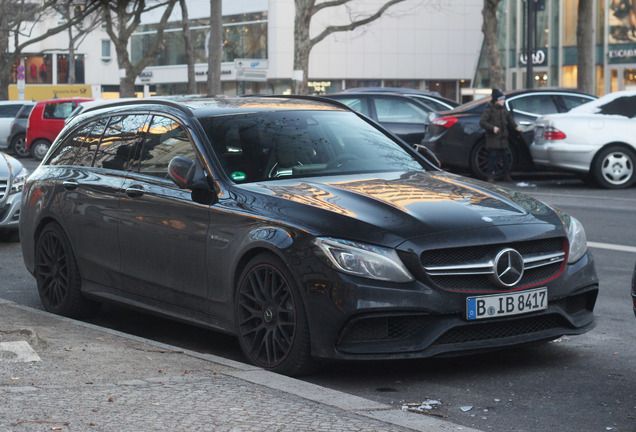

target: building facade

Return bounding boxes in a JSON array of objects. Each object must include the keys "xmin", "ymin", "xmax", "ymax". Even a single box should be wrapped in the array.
[
  {"xmin": 474, "ymin": 0, "xmax": 636, "ymax": 96},
  {"xmin": 9, "ymin": 0, "xmax": 484, "ymax": 103}
]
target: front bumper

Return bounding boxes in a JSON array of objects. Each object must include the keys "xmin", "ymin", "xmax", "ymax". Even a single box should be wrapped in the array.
[
  {"xmin": 0, "ymin": 191, "xmax": 21, "ymax": 230},
  {"xmin": 300, "ymin": 248, "xmax": 598, "ymax": 361}
]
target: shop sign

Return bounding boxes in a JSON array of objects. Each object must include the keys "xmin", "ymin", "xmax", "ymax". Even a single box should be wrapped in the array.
[
  {"xmin": 519, "ymin": 49, "xmax": 547, "ymax": 66},
  {"xmin": 608, "ymin": 48, "xmax": 636, "ymax": 60}
]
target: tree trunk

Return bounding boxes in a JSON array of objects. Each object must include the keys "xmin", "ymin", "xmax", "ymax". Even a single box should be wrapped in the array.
[
  {"xmin": 293, "ymin": 0, "xmax": 312, "ymax": 95},
  {"xmin": 577, "ymin": 0, "xmax": 594, "ymax": 94},
  {"xmin": 207, "ymin": 0, "xmax": 222, "ymax": 96},
  {"xmin": 482, "ymin": 0, "xmax": 504, "ymax": 89},
  {"xmin": 180, "ymin": 0, "xmax": 196, "ymax": 94}
]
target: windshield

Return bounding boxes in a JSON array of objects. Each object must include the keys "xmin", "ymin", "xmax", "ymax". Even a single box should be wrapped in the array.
[{"xmin": 199, "ymin": 110, "xmax": 427, "ymax": 183}]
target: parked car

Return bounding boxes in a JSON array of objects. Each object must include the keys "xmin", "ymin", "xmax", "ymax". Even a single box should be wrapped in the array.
[
  {"xmin": 20, "ymin": 96, "xmax": 598, "ymax": 376},
  {"xmin": 7, "ymin": 102, "xmax": 35, "ymax": 158},
  {"xmin": 0, "ymin": 151, "xmax": 28, "ymax": 235},
  {"xmin": 26, "ymin": 97, "xmax": 93, "ymax": 160},
  {"xmin": 323, "ymin": 92, "xmax": 439, "ymax": 146},
  {"xmin": 531, "ymin": 90, "xmax": 636, "ymax": 189},
  {"xmin": 343, "ymin": 87, "xmax": 459, "ymax": 110},
  {"xmin": 0, "ymin": 101, "xmax": 33, "ymax": 154},
  {"xmin": 421, "ymin": 89, "xmax": 597, "ymax": 179}
]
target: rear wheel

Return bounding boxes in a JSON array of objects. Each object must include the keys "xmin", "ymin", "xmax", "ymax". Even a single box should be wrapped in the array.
[
  {"xmin": 35, "ymin": 222, "xmax": 99, "ymax": 318},
  {"xmin": 30, "ymin": 139, "xmax": 51, "ymax": 161},
  {"xmin": 10, "ymin": 133, "xmax": 28, "ymax": 158},
  {"xmin": 592, "ymin": 145, "xmax": 635, "ymax": 189},
  {"xmin": 235, "ymin": 253, "xmax": 316, "ymax": 376},
  {"xmin": 470, "ymin": 140, "xmax": 516, "ymax": 180}
]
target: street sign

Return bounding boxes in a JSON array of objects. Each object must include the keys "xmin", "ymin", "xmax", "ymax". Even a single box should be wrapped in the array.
[{"xmin": 234, "ymin": 59, "xmax": 268, "ymax": 70}]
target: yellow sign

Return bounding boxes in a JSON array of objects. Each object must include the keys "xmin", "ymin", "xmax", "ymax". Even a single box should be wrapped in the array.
[{"xmin": 8, "ymin": 84, "xmax": 93, "ymax": 101}]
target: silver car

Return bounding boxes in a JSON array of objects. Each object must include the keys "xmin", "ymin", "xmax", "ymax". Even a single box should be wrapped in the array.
[
  {"xmin": 0, "ymin": 151, "xmax": 28, "ymax": 234},
  {"xmin": 531, "ymin": 90, "xmax": 636, "ymax": 189}
]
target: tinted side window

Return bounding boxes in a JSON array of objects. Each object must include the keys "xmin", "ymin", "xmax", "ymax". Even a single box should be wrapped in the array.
[
  {"xmin": 48, "ymin": 122, "xmax": 95, "ymax": 166},
  {"xmin": 0, "ymin": 104, "xmax": 23, "ymax": 118},
  {"xmin": 17, "ymin": 104, "xmax": 35, "ymax": 119},
  {"xmin": 43, "ymin": 101, "xmax": 76, "ymax": 119},
  {"xmin": 558, "ymin": 95, "xmax": 593, "ymax": 112},
  {"xmin": 134, "ymin": 115, "xmax": 196, "ymax": 179},
  {"xmin": 94, "ymin": 114, "xmax": 149, "ymax": 171},
  {"xmin": 508, "ymin": 95, "xmax": 558, "ymax": 115},
  {"xmin": 332, "ymin": 97, "xmax": 371, "ymax": 117},
  {"xmin": 374, "ymin": 99, "xmax": 429, "ymax": 123},
  {"xmin": 74, "ymin": 117, "xmax": 109, "ymax": 167}
]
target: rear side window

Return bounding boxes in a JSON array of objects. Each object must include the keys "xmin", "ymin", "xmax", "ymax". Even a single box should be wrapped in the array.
[
  {"xmin": 507, "ymin": 95, "xmax": 557, "ymax": 115},
  {"xmin": 0, "ymin": 104, "xmax": 23, "ymax": 118},
  {"xmin": 332, "ymin": 97, "xmax": 371, "ymax": 117},
  {"xmin": 133, "ymin": 115, "xmax": 196, "ymax": 179},
  {"xmin": 48, "ymin": 122, "xmax": 96, "ymax": 166},
  {"xmin": 74, "ymin": 117, "xmax": 109, "ymax": 167},
  {"xmin": 94, "ymin": 114, "xmax": 149, "ymax": 171},
  {"xmin": 374, "ymin": 98, "xmax": 429, "ymax": 124},
  {"xmin": 17, "ymin": 104, "xmax": 34, "ymax": 119},
  {"xmin": 43, "ymin": 101, "xmax": 76, "ymax": 119}
]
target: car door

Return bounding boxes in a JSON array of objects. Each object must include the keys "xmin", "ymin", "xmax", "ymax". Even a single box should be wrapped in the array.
[
  {"xmin": 0, "ymin": 103, "xmax": 24, "ymax": 148},
  {"xmin": 118, "ymin": 114, "xmax": 210, "ymax": 316},
  {"xmin": 50, "ymin": 115, "xmax": 130, "ymax": 290}
]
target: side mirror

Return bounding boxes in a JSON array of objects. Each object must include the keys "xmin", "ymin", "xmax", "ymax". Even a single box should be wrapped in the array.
[
  {"xmin": 168, "ymin": 156, "xmax": 218, "ymax": 205},
  {"xmin": 414, "ymin": 144, "xmax": 441, "ymax": 168}
]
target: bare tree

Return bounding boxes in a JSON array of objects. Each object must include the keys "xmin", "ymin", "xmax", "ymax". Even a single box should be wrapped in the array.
[
  {"xmin": 179, "ymin": 0, "xmax": 196, "ymax": 94},
  {"xmin": 0, "ymin": 0, "xmax": 101, "ymax": 100},
  {"xmin": 101, "ymin": 0, "xmax": 178, "ymax": 97},
  {"xmin": 293, "ymin": 0, "xmax": 407, "ymax": 95},
  {"xmin": 206, "ymin": 0, "xmax": 222, "ymax": 96},
  {"xmin": 55, "ymin": 1, "xmax": 103, "ymax": 85},
  {"xmin": 481, "ymin": 0, "xmax": 504, "ymax": 89},
  {"xmin": 576, "ymin": 0, "xmax": 594, "ymax": 94}
]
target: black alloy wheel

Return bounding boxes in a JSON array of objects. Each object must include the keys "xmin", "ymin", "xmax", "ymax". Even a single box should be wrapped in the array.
[
  {"xmin": 35, "ymin": 223, "xmax": 98, "ymax": 318},
  {"xmin": 235, "ymin": 254, "xmax": 314, "ymax": 376},
  {"xmin": 470, "ymin": 140, "xmax": 515, "ymax": 180}
]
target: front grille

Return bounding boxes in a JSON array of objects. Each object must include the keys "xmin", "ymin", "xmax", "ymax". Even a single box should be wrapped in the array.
[
  {"xmin": 432, "ymin": 315, "xmax": 567, "ymax": 345},
  {"xmin": 420, "ymin": 238, "xmax": 565, "ymax": 292},
  {"xmin": 0, "ymin": 179, "xmax": 7, "ymax": 200}
]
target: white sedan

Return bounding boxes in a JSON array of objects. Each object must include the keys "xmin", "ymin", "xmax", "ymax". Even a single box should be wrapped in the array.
[
  {"xmin": 0, "ymin": 151, "xmax": 28, "ymax": 234},
  {"xmin": 531, "ymin": 90, "xmax": 636, "ymax": 189}
]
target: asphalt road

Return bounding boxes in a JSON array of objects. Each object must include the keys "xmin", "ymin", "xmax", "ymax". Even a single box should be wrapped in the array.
[{"xmin": 2, "ymin": 160, "xmax": 635, "ymax": 432}]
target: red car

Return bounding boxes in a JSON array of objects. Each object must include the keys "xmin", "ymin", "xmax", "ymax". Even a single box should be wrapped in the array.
[{"xmin": 26, "ymin": 97, "xmax": 93, "ymax": 160}]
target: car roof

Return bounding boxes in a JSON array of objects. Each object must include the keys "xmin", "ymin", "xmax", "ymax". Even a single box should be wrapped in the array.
[
  {"xmin": 342, "ymin": 87, "xmax": 443, "ymax": 97},
  {"xmin": 78, "ymin": 95, "xmax": 349, "ymax": 119}
]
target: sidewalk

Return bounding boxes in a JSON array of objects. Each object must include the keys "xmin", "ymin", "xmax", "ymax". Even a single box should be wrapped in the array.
[{"xmin": 0, "ymin": 299, "xmax": 482, "ymax": 432}]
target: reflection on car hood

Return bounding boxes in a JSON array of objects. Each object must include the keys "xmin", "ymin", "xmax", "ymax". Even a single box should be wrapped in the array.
[
  {"xmin": 235, "ymin": 171, "xmax": 560, "ymax": 245},
  {"xmin": 0, "ymin": 152, "xmax": 22, "ymax": 178}
]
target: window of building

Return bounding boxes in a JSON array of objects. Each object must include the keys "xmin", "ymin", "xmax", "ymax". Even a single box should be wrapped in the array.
[
  {"xmin": 131, "ymin": 12, "xmax": 268, "ymax": 67},
  {"xmin": 102, "ymin": 40, "xmax": 112, "ymax": 62},
  {"xmin": 57, "ymin": 54, "xmax": 85, "ymax": 84}
]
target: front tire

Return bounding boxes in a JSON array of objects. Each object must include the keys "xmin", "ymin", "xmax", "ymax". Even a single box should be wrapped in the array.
[
  {"xmin": 235, "ymin": 253, "xmax": 315, "ymax": 376},
  {"xmin": 592, "ymin": 145, "xmax": 635, "ymax": 189},
  {"xmin": 10, "ymin": 133, "xmax": 28, "ymax": 158},
  {"xmin": 30, "ymin": 139, "xmax": 51, "ymax": 161},
  {"xmin": 35, "ymin": 222, "xmax": 99, "ymax": 318}
]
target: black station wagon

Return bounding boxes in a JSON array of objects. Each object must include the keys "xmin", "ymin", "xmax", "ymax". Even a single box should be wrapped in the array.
[{"xmin": 20, "ymin": 96, "xmax": 599, "ymax": 376}]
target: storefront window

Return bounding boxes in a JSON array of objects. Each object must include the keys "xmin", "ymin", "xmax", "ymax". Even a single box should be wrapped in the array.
[
  {"xmin": 57, "ymin": 54, "xmax": 85, "ymax": 84},
  {"xmin": 23, "ymin": 54, "xmax": 52, "ymax": 84}
]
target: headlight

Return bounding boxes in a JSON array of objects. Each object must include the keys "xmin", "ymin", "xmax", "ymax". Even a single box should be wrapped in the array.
[
  {"xmin": 314, "ymin": 237, "xmax": 414, "ymax": 282},
  {"xmin": 10, "ymin": 167, "xmax": 28, "ymax": 195},
  {"xmin": 564, "ymin": 215, "xmax": 587, "ymax": 263}
]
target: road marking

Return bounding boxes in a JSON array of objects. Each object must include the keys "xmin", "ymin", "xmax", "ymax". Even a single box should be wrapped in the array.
[{"xmin": 588, "ymin": 242, "xmax": 636, "ymax": 254}]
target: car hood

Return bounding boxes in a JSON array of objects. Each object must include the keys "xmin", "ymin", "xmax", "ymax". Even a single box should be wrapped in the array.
[
  {"xmin": 0, "ymin": 152, "xmax": 23, "ymax": 178},
  {"xmin": 234, "ymin": 171, "xmax": 562, "ymax": 247}
]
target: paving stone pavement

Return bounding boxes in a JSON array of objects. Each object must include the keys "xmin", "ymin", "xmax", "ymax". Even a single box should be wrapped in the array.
[{"xmin": 0, "ymin": 300, "xmax": 482, "ymax": 432}]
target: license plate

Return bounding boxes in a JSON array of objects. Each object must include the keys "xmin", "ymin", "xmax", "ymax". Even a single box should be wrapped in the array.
[{"xmin": 466, "ymin": 288, "xmax": 547, "ymax": 320}]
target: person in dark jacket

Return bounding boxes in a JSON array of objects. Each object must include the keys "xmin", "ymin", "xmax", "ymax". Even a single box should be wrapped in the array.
[{"xmin": 479, "ymin": 88, "xmax": 522, "ymax": 182}]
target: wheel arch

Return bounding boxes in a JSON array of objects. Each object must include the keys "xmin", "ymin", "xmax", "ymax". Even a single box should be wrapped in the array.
[{"xmin": 589, "ymin": 141, "xmax": 636, "ymax": 170}]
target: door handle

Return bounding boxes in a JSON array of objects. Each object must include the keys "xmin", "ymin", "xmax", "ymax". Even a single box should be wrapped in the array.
[
  {"xmin": 125, "ymin": 185, "xmax": 145, "ymax": 198},
  {"xmin": 518, "ymin": 121, "xmax": 533, "ymax": 126},
  {"xmin": 62, "ymin": 180, "xmax": 79, "ymax": 190}
]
